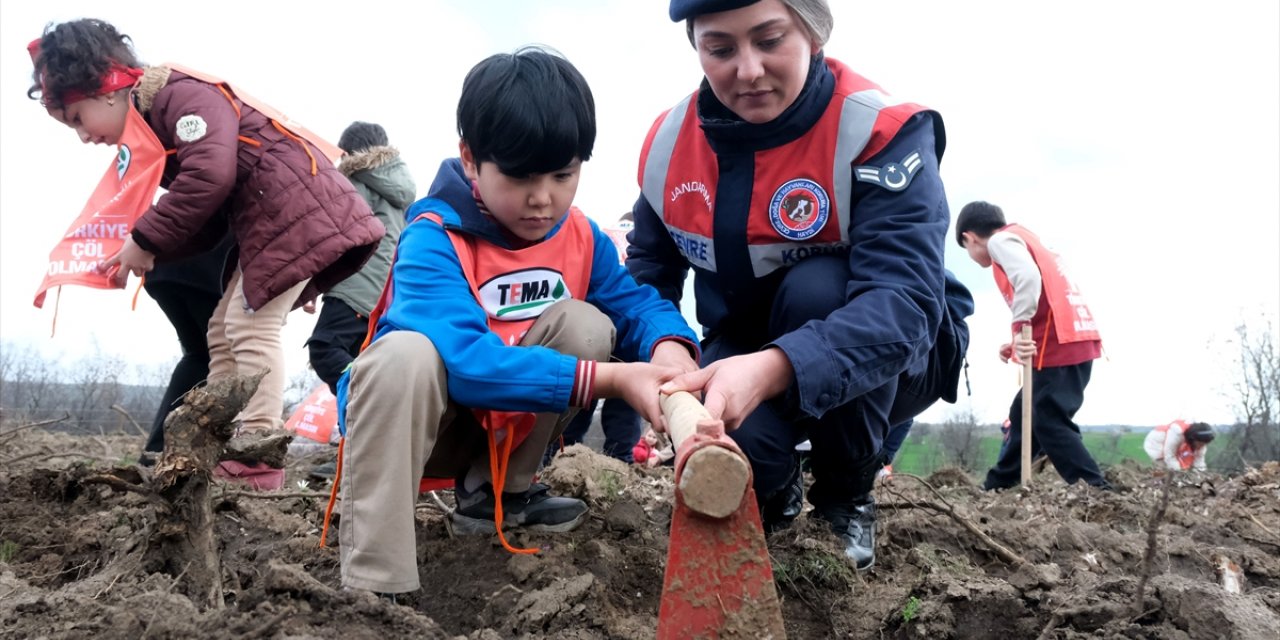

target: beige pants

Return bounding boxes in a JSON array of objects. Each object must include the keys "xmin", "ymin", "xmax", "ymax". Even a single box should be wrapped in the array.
[
  {"xmin": 340, "ymin": 300, "xmax": 614, "ymax": 593},
  {"xmin": 206, "ymin": 268, "xmax": 309, "ymax": 433}
]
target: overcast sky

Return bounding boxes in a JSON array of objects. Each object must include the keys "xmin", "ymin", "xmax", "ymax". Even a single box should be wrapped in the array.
[{"xmin": 1, "ymin": 1, "xmax": 1277, "ymax": 427}]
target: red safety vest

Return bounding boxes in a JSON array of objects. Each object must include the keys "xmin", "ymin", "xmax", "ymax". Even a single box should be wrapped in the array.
[
  {"xmin": 165, "ymin": 64, "xmax": 343, "ymax": 163},
  {"xmin": 330, "ymin": 207, "xmax": 598, "ymax": 554},
  {"xmin": 993, "ymin": 224, "xmax": 1101, "ymax": 345},
  {"xmin": 638, "ymin": 58, "xmax": 930, "ymax": 279},
  {"xmin": 1154, "ymin": 419, "xmax": 1198, "ymax": 470},
  {"xmin": 444, "ymin": 209, "xmax": 596, "ymax": 346}
]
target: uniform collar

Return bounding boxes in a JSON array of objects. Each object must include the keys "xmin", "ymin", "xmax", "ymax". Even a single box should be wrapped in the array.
[{"xmin": 696, "ymin": 53, "xmax": 834, "ymax": 155}]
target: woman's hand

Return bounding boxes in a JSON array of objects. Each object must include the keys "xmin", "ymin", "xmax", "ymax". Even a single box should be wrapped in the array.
[
  {"xmin": 659, "ymin": 347, "xmax": 793, "ymax": 432},
  {"xmin": 649, "ymin": 339, "xmax": 700, "ymax": 375},
  {"xmin": 97, "ymin": 235, "xmax": 155, "ymax": 286}
]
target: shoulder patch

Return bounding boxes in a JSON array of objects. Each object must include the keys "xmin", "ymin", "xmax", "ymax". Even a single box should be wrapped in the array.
[
  {"xmin": 854, "ymin": 149, "xmax": 924, "ymax": 192},
  {"xmin": 175, "ymin": 114, "xmax": 208, "ymax": 143}
]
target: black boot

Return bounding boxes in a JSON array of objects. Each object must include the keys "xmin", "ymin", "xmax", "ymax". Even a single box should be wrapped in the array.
[
  {"xmin": 808, "ymin": 452, "xmax": 881, "ymax": 571},
  {"xmin": 759, "ymin": 455, "xmax": 804, "ymax": 533},
  {"xmin": 811, "ymin": 499, "xmax": 876, "ymax": 571},
  {"xmin": 453, "ymin": 481, "xmax": 588, "ymax": 534}
]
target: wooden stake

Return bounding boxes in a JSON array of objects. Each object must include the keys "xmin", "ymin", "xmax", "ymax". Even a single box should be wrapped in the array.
[
  {"xmin": 659, "ymin": 391, "xmax": 751, "ymax": 519},
  {"xmin": 1020, "ymin": 325, "xmax": 1034, "ymax": 486}
]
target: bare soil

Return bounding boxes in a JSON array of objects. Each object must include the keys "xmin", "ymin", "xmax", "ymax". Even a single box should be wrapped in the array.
[{"xmin": 2, "ymin": 428, "xmax": 1279, "ymax": 639}]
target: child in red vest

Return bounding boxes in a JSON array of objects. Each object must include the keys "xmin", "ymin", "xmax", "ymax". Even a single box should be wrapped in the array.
[
  {"xmin": 1144, "ymin": 420, "xmax": 1214, "ymax": 472},
  {"xmin": 337, "ymin": 46, "xmax": 699, "ymax": 597},
  {"xmin": 956, "ymin": 201, "xmax": 1110, "ymax": 491},
  {"xmin": 29, "ymin": 19, "xmax": 383, "ymax": 491}
]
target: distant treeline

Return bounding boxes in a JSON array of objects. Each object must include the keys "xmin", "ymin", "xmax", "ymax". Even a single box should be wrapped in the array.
[{"xmin": 0, "ymin": 341, "xmax": 169, "ymax": 435}]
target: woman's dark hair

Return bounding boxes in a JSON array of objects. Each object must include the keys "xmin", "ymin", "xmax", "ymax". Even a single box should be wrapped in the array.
[
  {"xmin": 28, "ymin": 18, "xmax": 140, "ymax": 110},
  {"xmin": 955, "ymin": 200, "xmax": 1007, "ymax": 247},
  {"xmin": 338, "ymin": 121, "xmax": 389, "ymax": 154},
  {"xmin": 456, "ymin": 45, "xmax": 596, "ymax": 177}
]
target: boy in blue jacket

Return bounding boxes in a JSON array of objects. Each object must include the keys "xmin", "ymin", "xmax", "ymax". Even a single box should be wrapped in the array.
[{"xmin": 337, "ymin": 46, "xmax": 700, "ymax": 596}]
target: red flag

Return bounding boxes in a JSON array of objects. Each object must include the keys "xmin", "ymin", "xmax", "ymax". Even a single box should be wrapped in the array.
[
  {"xmin": 285, "ymin": 384, "xmax": 339, "ymax": 445},
  {"xmin": 33, "ymin": 102, "xmax": 166, "ymax": 308},
  {"xmin": 602, "ymin": 220, "xmax": 633, "ymax": 265}
]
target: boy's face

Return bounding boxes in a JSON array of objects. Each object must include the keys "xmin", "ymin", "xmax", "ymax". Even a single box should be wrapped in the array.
[
  {"xmin": 460, "ymin": 142, "xmax": 582, "ymax": 242},
  {"xmin": 961, "ymin": 231, "xmax": 993, "ymax": 268},
  {"xmin": 48, "ymin": 92, "xmax": 129, "ymax": 146}
]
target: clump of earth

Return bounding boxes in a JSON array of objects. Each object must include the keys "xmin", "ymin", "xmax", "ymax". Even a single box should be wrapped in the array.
[{"xmin": 2, "ymin": 429, "xmax": 1278, "ymax": 639}]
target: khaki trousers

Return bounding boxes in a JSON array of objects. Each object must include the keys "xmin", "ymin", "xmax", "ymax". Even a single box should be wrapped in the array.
[
  {"xmin": 340, "ymin": 300, "xmax": 614, "ymax": 592},
  {"xmin": 206, "ymin": 268, "xmax": 309, "ymax": 433}
]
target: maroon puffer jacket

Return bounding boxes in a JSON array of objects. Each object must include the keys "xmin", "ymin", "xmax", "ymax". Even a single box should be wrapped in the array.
[{"xmin": 131, "ymin": 67, "xmax": 382, "ymax": 311}]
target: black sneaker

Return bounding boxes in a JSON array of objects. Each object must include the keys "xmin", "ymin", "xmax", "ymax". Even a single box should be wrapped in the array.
[
  {"xmin": 309, "ymin": 460, "xmax": 337, "ymax": 480},
  {"xmin": 759, "ymin": 459, "xmax": 804, "ymax": 533},
  {"xmin": 811, "ymin": 500, "xmax": 877, "ymax": 572},
  {"xmin": 452, "ymin": 482, "xmax": 588, "ymax": 535}
]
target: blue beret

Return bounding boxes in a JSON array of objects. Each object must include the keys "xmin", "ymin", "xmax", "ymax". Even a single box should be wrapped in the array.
[{"xmin": 669, "ymin": 0, "xmax": 761, "ymax": 22}]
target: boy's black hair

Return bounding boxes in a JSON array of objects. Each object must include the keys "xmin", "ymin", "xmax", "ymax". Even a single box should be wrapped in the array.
[
  {"xmin": 29, "ymin": 19, "xmax": 140, "ymax": 110},
  {"xmin": 1186, "ymin": 422, "xmax": 1216, "ymax": 443},
  {"xmin": 955, "ymin": 200, "xmax": 1007, "ymax": 247},
  {"xmin": 338, "ymin": 121, "xmax": 389, "ymax": 154},
  {"xmin": 457, "ymin": 45, "xmax": 596, "ymax": 177}
]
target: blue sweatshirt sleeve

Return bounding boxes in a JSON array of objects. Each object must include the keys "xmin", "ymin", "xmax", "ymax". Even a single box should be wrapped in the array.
[
  {"xmin": 771, "ymin": 112, "xmax": 949, "ymax": 418},
  {"xmin": 582, "ymin": 220, "xmax": 699, "ymax": 362},
  {"xmin": 625, "ymin": 193, "xmax": 690, "ymax": 306},
  {"xmin": 377, "ymin": 216, "xmax": 578, "ymax": 412}
]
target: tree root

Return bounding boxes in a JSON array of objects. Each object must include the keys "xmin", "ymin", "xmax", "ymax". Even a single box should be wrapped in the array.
[{"xmin": 885, "ymin": 473, "xmax": 1029, "ymax": 567}]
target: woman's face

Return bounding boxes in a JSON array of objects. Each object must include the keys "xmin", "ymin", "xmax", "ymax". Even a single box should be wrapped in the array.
[
  {"xmin": 692, "ymin": 0, "xmax": 818, "ymax": 124},
  {"xmin": 48, "ymin": 91, "xmax": 129, "ymax": 146}
]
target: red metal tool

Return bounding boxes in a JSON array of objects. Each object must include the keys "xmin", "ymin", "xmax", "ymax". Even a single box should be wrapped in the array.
[{"xmin": 656, "ymin": 392, "xmax": 786, "ymax": 639}]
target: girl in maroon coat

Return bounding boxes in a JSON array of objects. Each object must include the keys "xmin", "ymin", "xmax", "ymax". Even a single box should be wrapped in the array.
[{"xmin": 29, "ymin": 18, "xmax": 384, "ymax": 490}]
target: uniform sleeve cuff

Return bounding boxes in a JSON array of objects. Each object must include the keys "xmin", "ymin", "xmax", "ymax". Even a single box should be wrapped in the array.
[
  {"xmin": 649, "ymin": 337, "xmax": 700, "ymax": 361},
  {"xmin": 570, "ymin": 359, "xmax": 597, "ymax": 407}
]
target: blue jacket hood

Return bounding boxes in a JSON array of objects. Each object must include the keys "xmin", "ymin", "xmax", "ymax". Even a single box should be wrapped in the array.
[{"xmin": 416, "ymin": 158, "xmax": 568, "ymax": 249}]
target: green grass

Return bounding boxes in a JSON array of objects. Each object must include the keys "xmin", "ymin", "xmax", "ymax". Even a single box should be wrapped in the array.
[
  {"xmin": 901, "ymin": 595, "xmax": 922, "ymax": 623},
  {"xmin": 0, "ymin": 540, "xmax": 18, "ymax": 564},
  {"xmin": 891, "ymin": 432, "xmax": 1148, "ymax": 477}
]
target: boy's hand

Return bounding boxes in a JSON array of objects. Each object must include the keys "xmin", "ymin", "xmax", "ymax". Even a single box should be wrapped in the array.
[
  {"xmin": 97, "ymin": 235, "xmax": 155, "ymax": 286},
  {"xmin": 650, "ymin": 340, "xmax": 699, "ymax": 375},
  {"xmin": 596, "ymin": 362, "xmax": 684, "ymax": 432},
  {"xmin": 659, "ymin": 347, "xmax": 793, "ymax": 432},
  {"xmin": 999, "ymin": 342, "xmax": 1014, "ymax": 363},
  {"xmin": 1012, "ymin": 332, "xmax": 1037, "ymax": 364}
]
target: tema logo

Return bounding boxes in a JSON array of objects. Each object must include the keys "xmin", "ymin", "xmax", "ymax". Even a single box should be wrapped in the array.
[
  {"xmin": 478, "ymin": 268, "xmax": 572, "ymax": 320},
  {"xmin": 116, "ymin": 144, "xmax": 132, "ymax": 181}
]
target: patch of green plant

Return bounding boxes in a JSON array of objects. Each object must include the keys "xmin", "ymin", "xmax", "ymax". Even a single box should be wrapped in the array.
[
  {"xmin": 0, "ymin": 540, "xmax": 19, "ymax": 564},
  {"xmin": 901, "ymin": 595, "xmax": 922, "ymax": 623},
  {"xmin": 596, "ymin": 469, "xmax": 623, "ymax": 501},
  {"xmin": 773, "ymin": 548, "xmax": 856, "ymax": 591}
]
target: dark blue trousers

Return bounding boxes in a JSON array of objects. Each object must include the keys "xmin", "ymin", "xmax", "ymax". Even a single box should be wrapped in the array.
[
  {"xmin": 880, "ymin": 419, "xmax": 914, "ymax": 463},
  {"xmin": 306, "ymin": 296, "xmax": 369, "ymax": 395},
  {"xmin": 143, "ymin": 283, "xmax": 220, "ymax": 453},
  {"xmin": 712, "ymin": 256, "xmax": 899, "ymax": 508},
  {"xmin": 983, "ymin": 361, "xmax": 1108, "ymax": 489}
]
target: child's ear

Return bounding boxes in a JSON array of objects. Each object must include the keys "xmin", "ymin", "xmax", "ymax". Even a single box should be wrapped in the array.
[{"xmin": 458, "ymin": 140, "xmax": 479, "ymax": 181}]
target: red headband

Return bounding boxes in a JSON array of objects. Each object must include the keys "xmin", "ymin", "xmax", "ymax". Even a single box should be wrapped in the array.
[{"xmin": 27, "ymin": 37, "xmax": 143, "ymax": 107}]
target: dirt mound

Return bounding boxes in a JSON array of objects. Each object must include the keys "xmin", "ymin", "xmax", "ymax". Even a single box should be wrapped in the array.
[{"xmin": 2, "ymin": 431, "xmax": 1278, "ymax": 639}]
